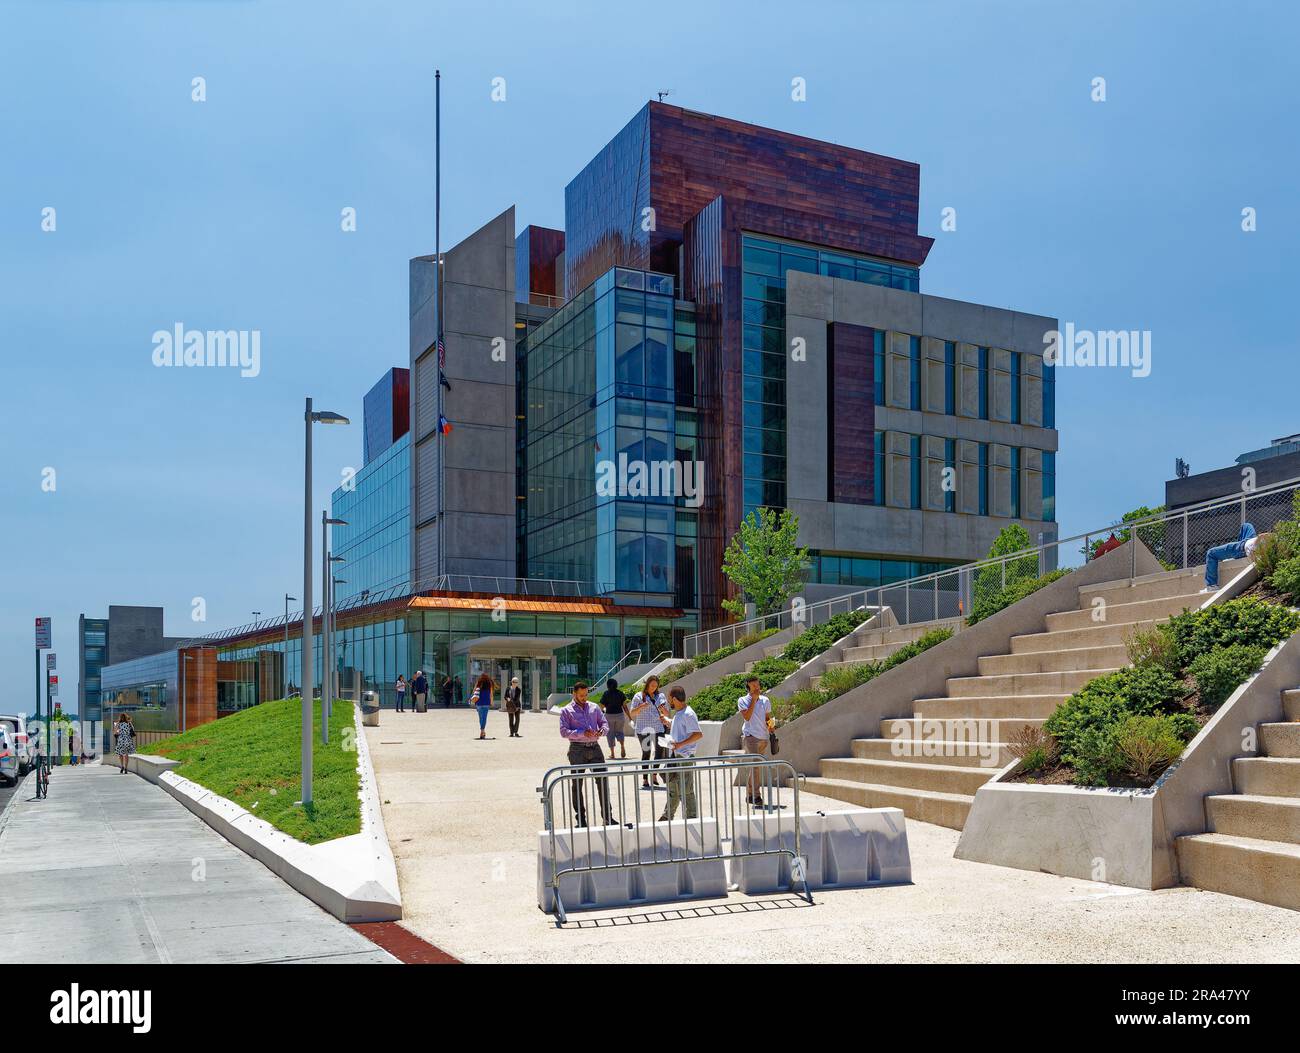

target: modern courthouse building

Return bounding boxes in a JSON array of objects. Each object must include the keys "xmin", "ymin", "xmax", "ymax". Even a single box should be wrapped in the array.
[{"xmin": 99, "ymin": 101, "xmax": 1060, "ymax": 723}]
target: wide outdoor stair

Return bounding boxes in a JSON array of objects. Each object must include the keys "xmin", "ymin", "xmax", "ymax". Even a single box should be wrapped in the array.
[
  {"xmin": 804, "ymin": 563, "xmax": 1214, "ymax": 831},
  {"xmin": 1175, "ymin": 687, "xmax": 1300, "ymax": 911},
  {"xmin": 807, "ymin": 617, "xmax": 961, "ymax": 688}
]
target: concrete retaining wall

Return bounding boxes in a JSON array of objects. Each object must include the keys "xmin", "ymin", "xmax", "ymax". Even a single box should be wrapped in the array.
[{"xmin": 769, "ymin": 541, "xmax": 1161, "ymax": 778}]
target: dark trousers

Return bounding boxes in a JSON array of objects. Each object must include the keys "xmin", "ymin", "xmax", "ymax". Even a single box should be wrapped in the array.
[
  {"xmin": 567, "ymin": 742, "xmax": 612, "ymax": 827},
  {"xmin": 507, "ymin": 707, "xmax": 521, "ymax": 735}
]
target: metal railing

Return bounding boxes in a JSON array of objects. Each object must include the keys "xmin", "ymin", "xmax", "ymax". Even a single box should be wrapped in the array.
[
  {"xmin": 538, "ymin": 754, "xmax": 811, "ymax": 925},
  {"xmin": 684, "ymin": 474, "xmax": 1300, "ymax": 659},
  {"xmin": 593, "ymin": 649, "xmax": 642, "ymax": 689}
]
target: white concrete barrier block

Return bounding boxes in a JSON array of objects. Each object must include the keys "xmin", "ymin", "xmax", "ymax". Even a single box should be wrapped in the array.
[
  {"xmin": 732, "ymin": 807, "xmax": 911, "ymax": 894},
  {"xmin": 537, "ymin": 818, "xmax": 727, "ymax": 913}
]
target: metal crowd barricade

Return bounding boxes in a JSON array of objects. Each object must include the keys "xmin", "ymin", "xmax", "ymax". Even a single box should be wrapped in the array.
[{"xmin": 538, "ymin": 754, "xmax": 813, "ymax": 925}]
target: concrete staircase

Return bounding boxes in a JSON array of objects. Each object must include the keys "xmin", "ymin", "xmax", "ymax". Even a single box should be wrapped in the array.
[
  {"xmin": 802, "ymin": 563, "xmax": 1232, "ymax": 830},
  {"xmin": 809, "ymin": 618, "xmax": 964, "ymax": 688},
  {"xmin": 1175, "ymin": 687, "xmax": 1300, "ymax": 911}
]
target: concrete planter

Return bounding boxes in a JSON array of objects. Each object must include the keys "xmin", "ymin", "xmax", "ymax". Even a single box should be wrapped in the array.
[{"xmin": 955, "ymin": 626, "xmax": 1300, "ymax": 890}]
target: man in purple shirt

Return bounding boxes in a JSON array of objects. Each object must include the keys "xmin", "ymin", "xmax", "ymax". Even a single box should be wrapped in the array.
[{"xmin": 559, "ymin": 681, "xmax": 613, "ymax": 827}]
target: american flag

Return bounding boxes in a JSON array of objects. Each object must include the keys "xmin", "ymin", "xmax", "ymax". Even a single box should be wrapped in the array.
[{"xmin": 436, "ymin": 336, "xmax": 445, "ymax": 370}]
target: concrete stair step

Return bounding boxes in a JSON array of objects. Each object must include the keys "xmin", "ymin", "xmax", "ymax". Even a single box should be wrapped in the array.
[
  {"xmin": 945, "ymin": 668, "xmax": 1118, "ymax": 698},
  {"xmin": 800, "ymin": 776, "xmax": 972, "ymax": 830},
  {"xmin": 1010, "ymin": 620, "xmax": 1158, "ymax": 654},
  {"xmin": 818, "ymin": 756, "xmax": 994, "ymax": 796},
  {"xmin": 1046, "ymin": 594, "xmax": 1200, "ymax": 632},
  {"xmin": 1078, "ymin": 568, "xmax": 1215, "ymax": 606},
  {"xmin": 1208, "ymin": 794, "xmax": 1300, "ymax": 845},
  {"xmin": 1233, "ymin": 756, "xmax": 1300, "ymax": 798},
  {"xmin": 978, "ymin": 644, "xmax": 1129, "ymax": 676},
  {"xmin": 911, "ymin": 694, "xmax": 1069, "ymax": 719},
  {"xmin": 839, "ymin": 642, "xmax": 905, "ymax": 663},
  {"xmin": 852, "ymin": 737, "xmax": 1011, "ymax": 767},
  {"xmin": 1175, "ymin": 832, "xmax": 1300, "ymax": 911},
  {"xmin": 882, "ymin": 715, "xmax": 1045, "ymax": 741},
  {"xmin": 1261, "ymin": 722, "xmax": 1300, "ymax": 759},
  {"xmin": 1285, "ymin": 690, "xmax": 1300, "ymax": 721}
]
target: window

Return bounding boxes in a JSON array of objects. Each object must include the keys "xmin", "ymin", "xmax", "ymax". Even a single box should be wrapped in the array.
[
  {"xmin": 944, "ymin": 341, "xmax": 956, "ymax": 415},
  {"xmin": 1010, "ymin": 352, "xmax": 1021, "ymax": 424},
  {"xmin": 1011, "ymin": 447, "xmax": 1022, "ymax": 519},
  {"xmin": 944, "ymin": 438, "xmax": 956, "ymax": 513},
  {"xmin": 873, "ymin": 330, "xmax": 885, "ymax": 407},
  {"xmin": 909, "ymin": 336, "xmax": 921, "ymax": 411},
  {"xmin": 874, "ymin": 430, "xmax": 886, "ymax": 506},
  {"xmin": 910, "ymin": 434, "xmax": 922, "ymax": 509},
  {"xmin": 1043, "ymin": 359, "xmax": 1056, "ymax": 429},
  {"xmin": 1042, "ymin": 451, "xmax": 1056, "ymax": 522},
  {"xmin": 978, "ymin": 443, "xmax": 989, "ymax": 516},
  {"xmin": 978, "ymin": 347, "xmax": 990, "ymax": 420}
]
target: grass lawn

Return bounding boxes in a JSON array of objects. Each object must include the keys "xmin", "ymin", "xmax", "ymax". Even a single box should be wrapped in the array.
[{"xmin": 154, "ymin": 697, "xmax": 361, "ymax": 844}]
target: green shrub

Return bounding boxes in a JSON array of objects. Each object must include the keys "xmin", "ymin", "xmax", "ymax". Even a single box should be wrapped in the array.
[
  {"xmin": 816, "ymin": 661, "xmax": 883, "ymax": 699},
  {"xmin": 772, "ymin": 688, "xmax": 827, "ymax": 724},
  {"xmin": 1008, "ymin": 725, "xmax": 1059, "ymax": 775},
  {"xmin": 968, "ymin": 568, "xmax": 1071, "ymax": 625},
  {"xmin": 1111, "ymin": 713, "xmax": 1195, "ymax": 784},
  {"xmin": 1043, "ymin": 665, "xmax": 1186, "ymax": 780},
  {"xmin": 1124, "ymin": 625, "xmax": 1181, "ymax": 676},
  {"xmin": 1253, "ymin": 491, "xmax": 1300, "ymax": 581},
  {"xmin": 1163, "ymin": 597, "xmax": 1300, "ymax": 667},
  {"xmin": 781, "ymin": 608, "xmax": 872, "ymax": 665},
  {"xmin": 1187, "ymin": 643, "xmax": 1267, "ymax": 708},
  {"xmin": 687, "ymin": 656, "xmax": 798, "ymax": 721},
  {"xmin": 1271, "ymin": 554, "xmax": 1300, "ymax": 605}
]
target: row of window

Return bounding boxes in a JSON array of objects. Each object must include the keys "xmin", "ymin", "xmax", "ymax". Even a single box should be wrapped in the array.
[{"xmin": 875, "ymin": 335, "xmax": 1049, "ymax": 424}]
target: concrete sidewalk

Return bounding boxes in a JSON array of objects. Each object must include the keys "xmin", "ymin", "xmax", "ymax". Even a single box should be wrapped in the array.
[
  {"xmin": 0, "ymin": 764, "xmax": 396, "ymax": 964},
  {"xmin": 368, "ymin": 708, "xmax": 1300, "ymax": 964}
]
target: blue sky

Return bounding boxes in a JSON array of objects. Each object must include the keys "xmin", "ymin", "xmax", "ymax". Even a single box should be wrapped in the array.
[{"xmin": 2, "ymin": 0, "xmax": 1296, "ymax": 714}]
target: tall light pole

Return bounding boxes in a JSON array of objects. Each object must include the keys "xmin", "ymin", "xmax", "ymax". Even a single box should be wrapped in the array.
[
  {"xmin": 301, "ymin": 397, "xmax": 349, "ymax": 807},
  {"xmin": 322, "ymin": 511, "xmax": 346, "ymax": 746},
  {"xmin": 283, "ymin": 593, "xmax": 296, "ymax": 700}
]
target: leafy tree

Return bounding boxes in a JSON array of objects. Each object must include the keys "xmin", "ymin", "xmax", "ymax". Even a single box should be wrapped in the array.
[
  {"xmin": 973, "ymin": 523, "xmax": 1037, "ymax": 609},
  {"xmin": 720, "ymin": 507, "xmax": 809, "ymax": 620}
]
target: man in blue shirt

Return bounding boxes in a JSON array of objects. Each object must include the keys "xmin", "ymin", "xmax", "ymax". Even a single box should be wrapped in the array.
[{"xmin": 658, "ymin": 686, "xmax": 702, "ymax": 821}]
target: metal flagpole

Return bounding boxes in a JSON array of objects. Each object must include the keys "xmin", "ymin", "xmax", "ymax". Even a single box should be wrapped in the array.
[{"xmin": 435, "ymin": 68, "xmax": 444, "ymax": 578}]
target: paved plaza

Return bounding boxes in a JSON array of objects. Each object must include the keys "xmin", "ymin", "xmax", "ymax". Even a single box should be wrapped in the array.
[{"xmin": 367, "ymin": 707, "xmax": 1300, "ymax": 964}]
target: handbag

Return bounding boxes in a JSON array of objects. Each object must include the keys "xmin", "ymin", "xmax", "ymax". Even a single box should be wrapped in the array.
[{"xmin": 769, "ymin": 732, "xmax": 780, "ymax": 755}]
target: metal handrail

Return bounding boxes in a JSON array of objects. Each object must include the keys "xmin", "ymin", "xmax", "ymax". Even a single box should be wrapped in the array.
[
  {"xmin": 593, "ymin": 649, "xmax": 642, "ymax": 688},
  {"xmin": 684, "ymin": 473, "xmax": 1300, "ymax": 658}
]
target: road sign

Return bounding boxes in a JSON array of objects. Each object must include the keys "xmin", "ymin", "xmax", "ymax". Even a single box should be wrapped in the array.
[
  {"xmin": 35, "ymin": 617, "xmax": 52, "ymax": 649},
  {"xmin": 46, "ymin": 652, "xmax": 57, "ymax": 671},
  {"xmin": 49, "ymin": 674, "xmax": 59, "ymax": 696}
]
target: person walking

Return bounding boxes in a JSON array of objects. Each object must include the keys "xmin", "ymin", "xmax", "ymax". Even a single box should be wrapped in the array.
[
  {"xmin": 659, "ymin": 686, "xmax": 702, "ymax": 822},
  {"xmin": 395, "ymin": 674, "xmax": 408, "ymax": 713},
  {"xmin": 599, "ymin": 677, "xmax": 628, "ymax": 759},
  {"xmin": 628, "ymin": 675, "xmax": 669, "ymax": 789},
  {"xmin": 453, "ymin": 676, "xmax": 464, "ymax": 706},
  {"xmin": 557, "ymin": 682, "xmax": 612, "ymax": 827},
  {"xmin": 441, "ymin": 674, "xmax": 454, "ymax": 708},
  {"xmin": 737, "ymin": 675, "xmax": 773, "ymax": 806},
  {"xmin": 504, "ymin": 675, "xmax": 524, "ymax": 737},
  {"xmin": 413, "ymin": 670, "xmax": 429, "ymax": 712},
  {"xmin": 113, "ymin": 712, "xmax": 136, "ymax": 774},
  {"xmin": 471, "ymin": 672, "xmax": 494, "ymax": 740}
]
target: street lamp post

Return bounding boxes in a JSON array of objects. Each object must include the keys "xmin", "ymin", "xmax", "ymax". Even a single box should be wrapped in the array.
[
  {"xmin": 321, "ymin": 512, "xmax": 347, "ymax": 746},
  {"xmin": 301, "ymin": 397, "xmax": 349, "ymax": 807},
  {"xmin": 283, "ymin": 593, "xmax": 296, "ymax": 700}
]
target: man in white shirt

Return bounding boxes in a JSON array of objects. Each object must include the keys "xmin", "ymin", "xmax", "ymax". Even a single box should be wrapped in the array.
[
  {"xmin": 659, "ymin": 686, "xmax": 702, "ymax": 821},
  {"xmin": 737, "ymin": 676, "xmax": 773, "ymax": 807}
]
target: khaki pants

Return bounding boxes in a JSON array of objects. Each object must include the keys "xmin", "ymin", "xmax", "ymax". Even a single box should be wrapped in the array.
[
  {"xmin": 662, "ymin": 761, "xmax": 698, "ymax": 820},
  {"xmin": 743, "ymin": 734, "xmax": 769, "ymax": 800}
]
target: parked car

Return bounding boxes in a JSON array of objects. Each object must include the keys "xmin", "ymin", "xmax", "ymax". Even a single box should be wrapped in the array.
[
  {"xmin": 0, "ymin": 714, "xmax": 33, "ymax": 774},
  {"xmin": 0, "ymin": 727, "xmax": 18, "ymax": 786}
]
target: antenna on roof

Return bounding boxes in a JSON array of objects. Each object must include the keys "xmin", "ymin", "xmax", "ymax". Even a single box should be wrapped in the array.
[{"xmin": 656, "ymin": 89, "xmax": 673, "ymax": 103}]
